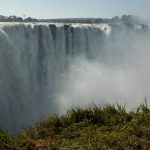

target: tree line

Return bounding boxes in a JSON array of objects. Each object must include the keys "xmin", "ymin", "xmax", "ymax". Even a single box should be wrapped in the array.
[{"xmin": 0, "ymin": 15, "xmax": 38, "ymax": 22}]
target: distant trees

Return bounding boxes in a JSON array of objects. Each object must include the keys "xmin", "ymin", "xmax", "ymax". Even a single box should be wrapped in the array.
[
  {"xmin": 121, "ymin": 15, "xmax": 139, "ymax": 24},
  {"xmin": 111, "ymin": 16, "xmax": 120, "ymax": 22},
  {"xmin": 24, "ymin": 17, "xmax": 37, "ymax": 22},
  {"xmin": 111, "ymin": 15, "xmax": 140, "ymax": 24},
  {"xmin": 0, "ymin": 14, "xmax": 142, "ymax": 24},
  {"xmin": 0, "ymin": 15, "xmax": 38, "ymax": 22}
]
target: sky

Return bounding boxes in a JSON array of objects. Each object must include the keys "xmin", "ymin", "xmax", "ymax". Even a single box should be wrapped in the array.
[{"xmin": 0, "ymin": 0, "xmax": 149, "ymax": 19}]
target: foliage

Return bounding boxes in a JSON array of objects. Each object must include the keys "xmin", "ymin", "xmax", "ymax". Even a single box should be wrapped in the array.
[
  {"xmin": 0, "ymin": 15, "xmax": 37, "ymax": 22},
  {"xmin": 0, "ymin": 102, "xmax": 150, "ymax": 149}
]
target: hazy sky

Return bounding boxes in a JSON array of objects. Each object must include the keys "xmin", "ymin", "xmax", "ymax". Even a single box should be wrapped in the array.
[{"xmin": 0, "ymin": 0, "xmax": 149, "ymax": 19}]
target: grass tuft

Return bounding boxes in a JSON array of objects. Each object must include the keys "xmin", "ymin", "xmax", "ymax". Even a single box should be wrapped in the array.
[{"xmin": 0, "ymin": 102, "xmax": 150, "ymax": 149}]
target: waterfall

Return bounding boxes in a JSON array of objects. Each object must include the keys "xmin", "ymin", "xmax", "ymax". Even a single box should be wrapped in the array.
[
  {"xmin": 0, "ymin": 23, "xmax": 111, "ymax": 132},
  {"xmin": 0, "ymin": 22, "xmax": 149, "ymax": 133}
]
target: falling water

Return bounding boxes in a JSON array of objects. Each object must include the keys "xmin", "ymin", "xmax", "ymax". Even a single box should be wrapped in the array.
[{"xmin": 0, "ymin": 22, "xmax": 149, "ymax": 133}]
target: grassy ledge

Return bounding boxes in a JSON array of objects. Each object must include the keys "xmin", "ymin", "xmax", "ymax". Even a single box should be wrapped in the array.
[{"xmin": 0, "ymin": 102, "xmax": 150, "ymax": 150}]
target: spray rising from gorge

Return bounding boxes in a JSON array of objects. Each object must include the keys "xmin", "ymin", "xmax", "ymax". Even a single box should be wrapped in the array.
[{"xmin": 0, "ymin": 21, "xmax": 149, "ymax": 133}]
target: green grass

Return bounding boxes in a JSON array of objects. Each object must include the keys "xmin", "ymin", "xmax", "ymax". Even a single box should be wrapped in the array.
[{"xmin": 0, "ymin": 102, "xmax": 150, "ymax": 150}]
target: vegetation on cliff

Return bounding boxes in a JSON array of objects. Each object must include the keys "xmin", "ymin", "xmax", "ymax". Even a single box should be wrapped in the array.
[{"xmin": 0, "ymin": 101, "xmax": 150, "ymax": 150}]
